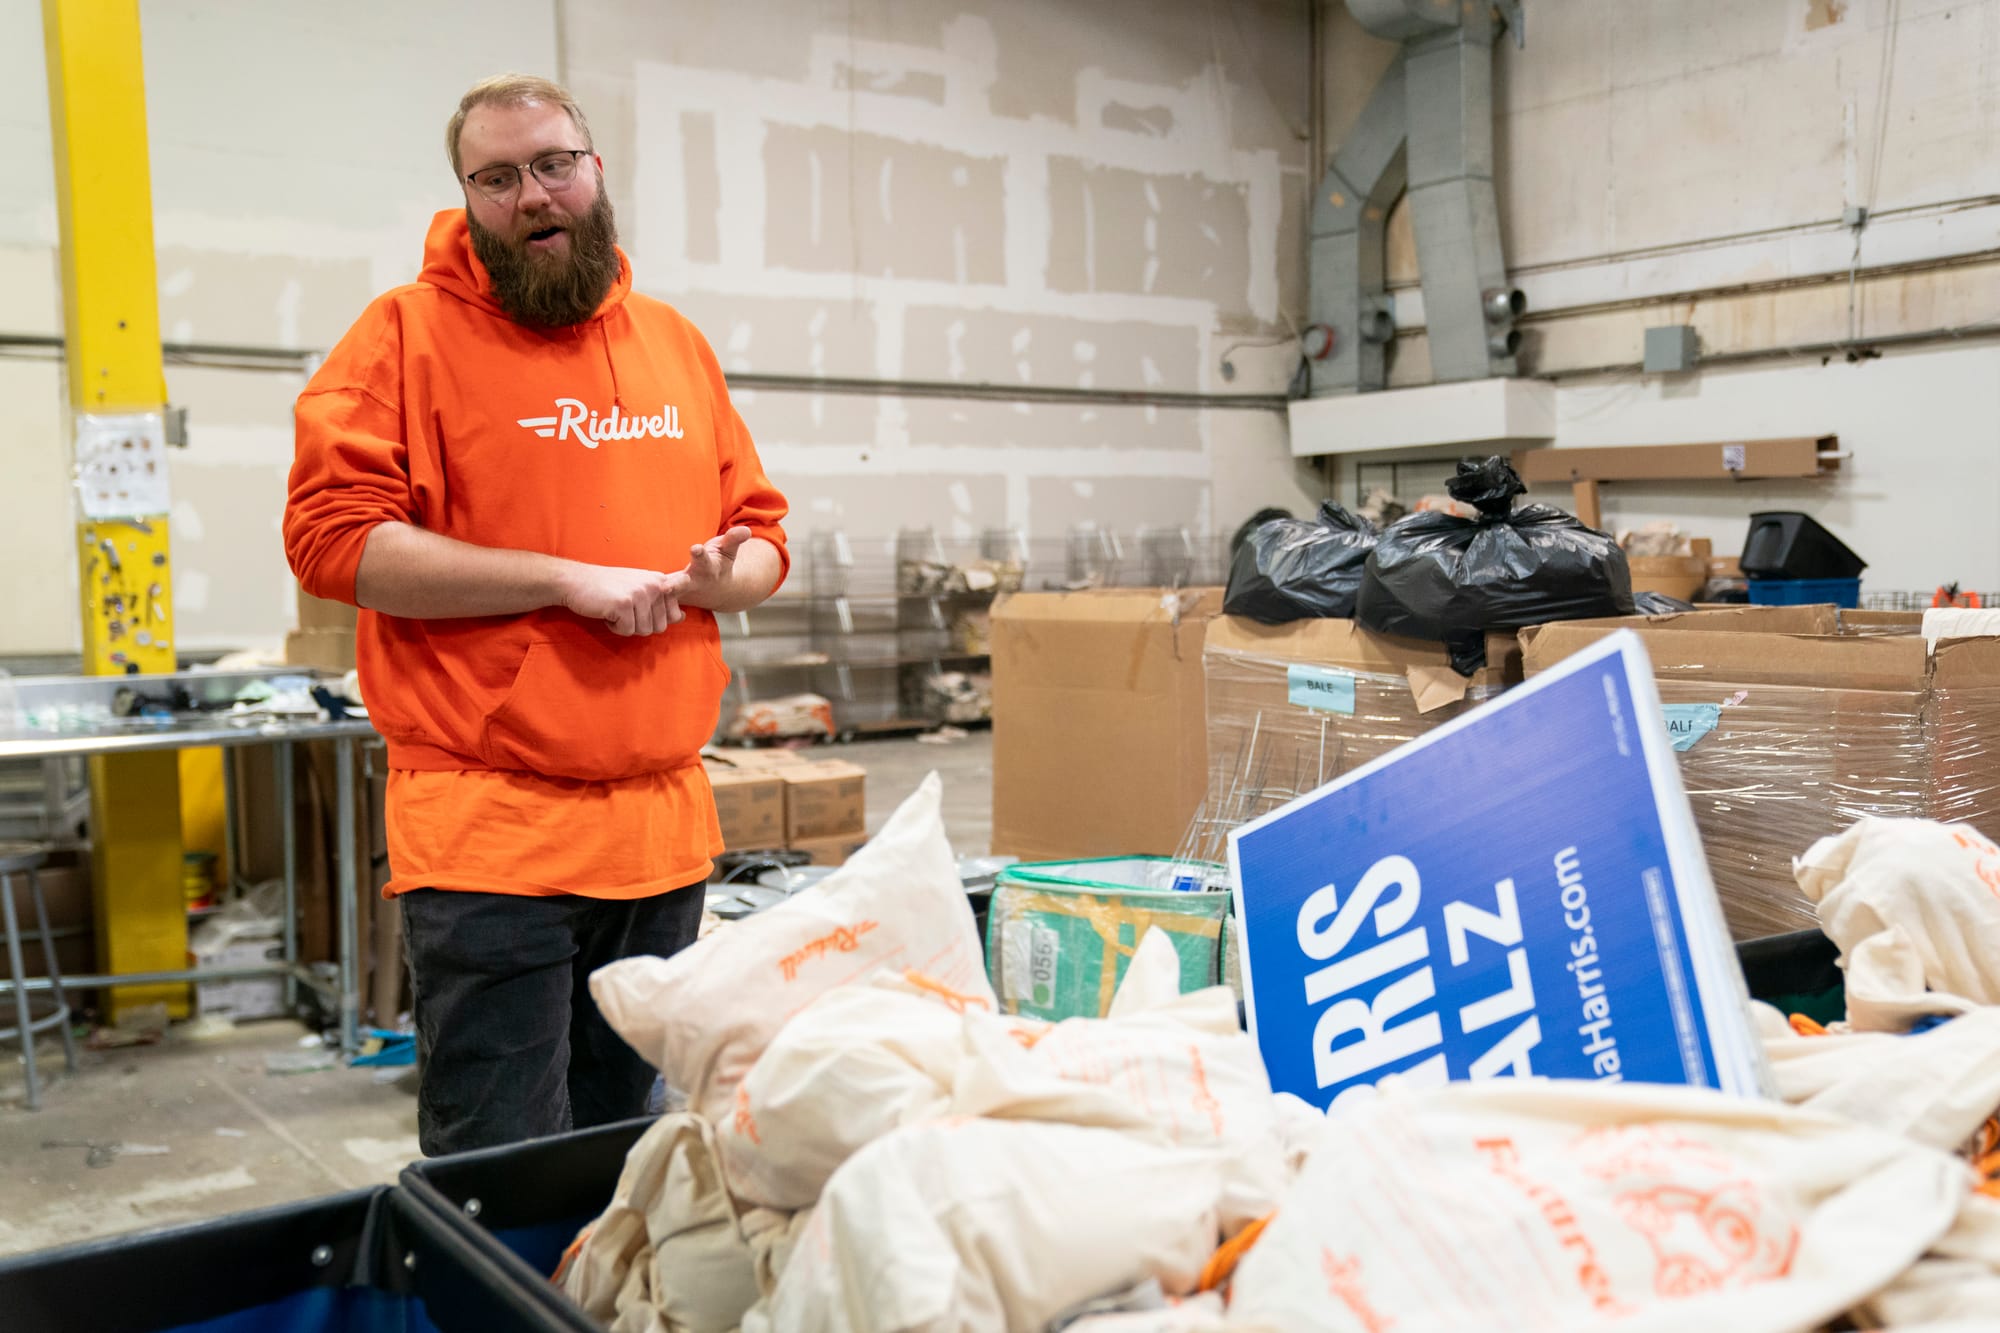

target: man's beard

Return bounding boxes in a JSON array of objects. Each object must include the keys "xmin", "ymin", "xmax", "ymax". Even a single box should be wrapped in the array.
[{"xmin": 468, "ymin": 191, "xmax": 621, "ymax": 329}]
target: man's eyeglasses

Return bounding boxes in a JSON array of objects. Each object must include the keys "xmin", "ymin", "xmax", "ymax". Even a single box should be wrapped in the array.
[{"xmin": 465, "ymin": 149, "xmax": 591, "ymax": 201}]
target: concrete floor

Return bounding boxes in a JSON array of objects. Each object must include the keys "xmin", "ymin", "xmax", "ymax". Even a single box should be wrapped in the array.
[{"xmin": 0, "ymin": 731, "xmax": 994, "ymax": 1259}]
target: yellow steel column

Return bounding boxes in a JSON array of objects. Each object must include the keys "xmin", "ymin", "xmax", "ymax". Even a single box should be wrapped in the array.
[{"xmin": 44, "ymin": 0, "xmax": 187, "ymax": 1018}]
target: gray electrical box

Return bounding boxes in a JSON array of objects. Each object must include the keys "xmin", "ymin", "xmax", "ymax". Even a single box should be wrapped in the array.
[{"xmin": 1643, "ymin": 325, "xmax": 1699, "ymax": 374}]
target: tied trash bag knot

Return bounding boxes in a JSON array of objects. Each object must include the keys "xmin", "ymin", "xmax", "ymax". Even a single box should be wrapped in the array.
[{"xmin": 1446, "ymin": 454, "xmax": 1528, "ymax": 517}]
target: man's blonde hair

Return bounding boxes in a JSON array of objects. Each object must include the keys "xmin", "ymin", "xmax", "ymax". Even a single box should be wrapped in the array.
[{"xmin": 446, "ymin": 74, "xmax": 594, "ymax": 177}]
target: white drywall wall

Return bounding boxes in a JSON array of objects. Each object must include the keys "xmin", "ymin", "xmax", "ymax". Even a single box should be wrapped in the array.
[
  {"xmin": 1553, "ymin": 344, "xmax": 1999, "ymax": 596},
  {"xmin": 0, "ymin": 0, "xmax": 1321, "ymax": 656},
  {"xmin": 1317, "ymin": 0, "xmax": 2000, "ymax": 592}
]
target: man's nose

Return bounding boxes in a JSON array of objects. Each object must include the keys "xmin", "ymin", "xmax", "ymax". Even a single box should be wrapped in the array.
[{"xmin": 515, "ymin": 169, "xmax": 554, "ymax": 211}]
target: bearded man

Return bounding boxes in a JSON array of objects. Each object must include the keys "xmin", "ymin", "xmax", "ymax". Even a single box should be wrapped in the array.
[{"xmin": 284, "ymin": 74, "xmax": 789, "ymax": 1154}]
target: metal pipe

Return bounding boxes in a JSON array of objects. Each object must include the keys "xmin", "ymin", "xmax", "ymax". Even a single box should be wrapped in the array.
[
  {"xmin": 1539, "ymin": 320, "xmax": 2000, "ymax": 382},
  {"xmin": 724, "ymin": 371, "xmax": 1289, "ymax": 411},
  {"xmin": 1503, "ymin": 246, "xmax": 2000, "ymax": 330},
  {"xmin": 0, "ymin": 962, "xmax": 317, "ymax": 994},
  {"xmin": 0, "ymin": 330, "xmax": 1291, "ymax": 410},
  {"xmin": 336, "ymin": 736, "xmax": 360, "ymax": 1053},
  {"xmin": 0, "ymin": 331, "xmax": 318, "ymax": 365},
  {"xmin": 221, "ymin": 745, "xmax": 242, "ymax": 892},
  {"xmin": 280, "ymin": 740, "xmax": 297, "ymax": 1011},
  {"xmin": 1477, "ymin": 191, "xmax": 2000, "ymax": 284}
]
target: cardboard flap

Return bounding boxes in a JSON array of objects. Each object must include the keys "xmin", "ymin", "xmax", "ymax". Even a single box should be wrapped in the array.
[
  {"xmin": 1406, "ymin": 665, "xmax": 1472, "ymax": 713},
  {"xmin": 1203, "ymin": 616, "xmax": 1521, "ymax": 688},
  {"xmin": 1931, "ymin": 635, "xmax": 2000, "ymax": 688}
]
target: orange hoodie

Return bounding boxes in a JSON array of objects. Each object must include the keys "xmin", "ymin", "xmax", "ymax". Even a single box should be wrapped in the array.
[{"xmin": 286, "ymin": 211, "xmax": 788, "ymax": 899}]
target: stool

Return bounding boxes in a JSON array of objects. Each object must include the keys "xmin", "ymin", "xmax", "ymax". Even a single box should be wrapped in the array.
[{"xmin": 0, "ymin": 842, "xmax": 79, "ymax": 1110}]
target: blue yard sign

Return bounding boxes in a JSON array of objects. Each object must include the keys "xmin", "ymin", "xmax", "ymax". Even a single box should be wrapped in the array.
[{"xmin": 1229, "ymin": 630, "xmax": 1765, "ymax": 1113}]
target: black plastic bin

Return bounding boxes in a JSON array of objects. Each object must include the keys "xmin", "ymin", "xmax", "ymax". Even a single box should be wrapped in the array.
[
  {"xmin": 0, "ymin": 1184, "xmax": 586, "ymax": 1333},
  {"xmin": 1740, "ymin": 512, "xmax": 1866, "ymax": 581},
  {"xmin": 1735, "ymin": 927, "xmax": 1845, "ymax": 1024},
  {"xmin": 399, "ymin": 1118, "xmax": 653, "ymax": 1326}
]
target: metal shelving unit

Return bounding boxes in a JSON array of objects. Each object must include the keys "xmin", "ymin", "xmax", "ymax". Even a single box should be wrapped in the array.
[
  {"xmin": 0, "ymin": 756, "xmax": 89, "ymax": 845},
  {"xmin": 716, "ymin": 521, "xmax": 1214, "ymax": 738}
]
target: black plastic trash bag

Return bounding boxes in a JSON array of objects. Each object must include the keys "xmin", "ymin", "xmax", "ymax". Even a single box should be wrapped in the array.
[
  {"xmin": 1224, "ymin": 501, "xmax": 1380, "ymax": 622},
  {"xmin": 1357, "ymin": 457, "xmax": 1633, "ymax": 674}
]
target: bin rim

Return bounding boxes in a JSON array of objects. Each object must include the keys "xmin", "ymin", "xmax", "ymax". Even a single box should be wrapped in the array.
[
  {"xmin": 996, "ymin": 855, "xmax": 1230, "ymax": 899},
  {"xmin": 399, "ymin": 1117, "xmax": 657, "ymax": 1332}
]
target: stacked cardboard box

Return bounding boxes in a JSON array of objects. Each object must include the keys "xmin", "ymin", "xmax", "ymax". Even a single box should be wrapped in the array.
[
  {"xmin": 1521, "ymin": 604, "xmax": 2000, "ymax": 940},
  {"xmin": 704, "ymin": 749, "xmax": 868, "ymax": 866},
  {"xmin": 286, "ymin": 585, "xmax": 357, "ymax": 672},
  {"xmin": 990, "ymin": 588, "xmax": 1226, "ymax": 862},
  {"xmin": 1194, "ymin": 616, "xmax": 1524, "ymax": 864}
]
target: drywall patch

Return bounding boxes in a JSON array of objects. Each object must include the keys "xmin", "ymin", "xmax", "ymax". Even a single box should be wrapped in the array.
[
  {"xmin": 779, "ymin": 472, "xmax": 1011, "ymax": 537},
  {"xmin": 166, "ymin": 459, "xmax": 290, "ymax": 650},
  {"xmin": 155, "ymin": 248, "xmax": 374, "ymax": 349},
  {"xmin": 735, "ymin": 390, "xmax": 885, "ymax": 445},
  {"xmin": 166, "ymin": 366, "xmax": 312, "ymax": 429},
  {"xmin": 1028, "ymin": 474, "xmax": 1209, "ymax": 543},
  {"xmin": 1045, "ymin": 158, "xmax": 1252, "ymax": 313},
  {"xmin": 835, "ymin": 65, "xmax": 948, "ymax": 105},
  {"xmin": 1104, "ymin": 103, "xmax": 1175, "ymax": 137},
  {"xmin": 681, "ymin": 111, "xmax": 723, "ymax": 266},
  {"xmin": 668, "ymin": 291, "xmax": 881, "ymax": 380},
  {"xmin": 761, "ymin": 125, "xmax": 1006, "ymax": 283},
  {"xmin": 901, "ymin": 308, "xmax": 1202, "ymax": 389},
  {"xmin": 899, "ymin": 397, "xmax": 1205, "ymax": 454}
]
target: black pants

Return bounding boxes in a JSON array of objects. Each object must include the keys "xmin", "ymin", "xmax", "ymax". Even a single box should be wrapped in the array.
[{"xmin": 399, "ymin": 884, "xmax": 704, "ymax": 1156}]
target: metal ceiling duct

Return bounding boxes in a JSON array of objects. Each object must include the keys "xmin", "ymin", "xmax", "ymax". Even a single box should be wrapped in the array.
[{"xmin": 1308, "ymin": 0, "xmax": 1523, "ymax": 394}]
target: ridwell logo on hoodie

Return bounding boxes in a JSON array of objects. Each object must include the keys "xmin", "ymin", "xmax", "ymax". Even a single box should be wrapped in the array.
[{"xmin": 518, "ymin": 398, "xmax": 686, "ymax": 448}]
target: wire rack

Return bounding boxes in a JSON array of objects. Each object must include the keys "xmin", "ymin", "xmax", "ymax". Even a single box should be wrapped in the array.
[
  {"xmin": 718, "ymin": 522, "xmax": 1228, "ymax": 736},
  {"xmin": 1861, "ymin": 590, "xmax": 2000, "ymax": 612}
]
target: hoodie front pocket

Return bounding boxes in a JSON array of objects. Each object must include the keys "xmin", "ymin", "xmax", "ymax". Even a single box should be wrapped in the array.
[{"xmin": 476, "ymin": 626, "xmax": 728, "ymax": 780}]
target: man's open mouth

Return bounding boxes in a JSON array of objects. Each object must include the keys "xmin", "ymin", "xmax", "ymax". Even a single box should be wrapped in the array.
[{"xmin": 527, "ymin": 225, "xmax": 564, "ymax": 243}]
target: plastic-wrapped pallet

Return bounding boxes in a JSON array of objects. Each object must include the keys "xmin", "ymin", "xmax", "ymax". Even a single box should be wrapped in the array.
[
  {"xmin": 1192, "ymin": 616, "xmax": 1518, "ymax": 865},
  {"xmin": 1521, "ymin": 607, "xmax": 2000, "ymax": 939}
]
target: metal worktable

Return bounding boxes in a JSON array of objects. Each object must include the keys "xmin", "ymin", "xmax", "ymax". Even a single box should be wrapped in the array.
[{"xmin": 0, "ymin": 669, "xmax": 379, "ymax": 1056}]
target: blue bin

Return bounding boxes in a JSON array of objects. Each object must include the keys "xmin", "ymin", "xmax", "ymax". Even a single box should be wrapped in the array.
[
  {"xmin": 1747, "ymin": 577, "xmax": 1861, "ymax": 608},
  {"xmin": 0, "ymin": 1185, "xmax": 588, "ymax": 1333},
  {"xmin": 400, "ymin": 1118, "xmax": 653, "ymax": 1328}
]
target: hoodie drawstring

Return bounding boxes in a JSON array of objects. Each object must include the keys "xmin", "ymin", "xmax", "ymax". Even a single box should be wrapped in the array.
[{"xmin": 601, "ymin": 321, "xmax": 625, "ymax": 409}]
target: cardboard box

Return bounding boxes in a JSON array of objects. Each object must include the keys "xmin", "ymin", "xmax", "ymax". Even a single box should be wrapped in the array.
[
  {"xmin": 1195, "ymin": 616, "xmax": 1523, "ymax": 863},
  {"xmin": 704, "ymin": 763, "xmax": 786, "ymax": 850},
  {"xmin": 297, "ymin": 584, "xmax": 358, "ymax": 631},
  {"xmin": 284, "ymin": 627, "xmax": 355, "ymax": 672},
  {"xmin": 990, "ymin": 588, "xmax": 1225, "ymax": 863},
  {"xmin": 782, "ymin": 760, "xmax": 867, "ymax": 842},
  {"xmin": 193, "ymin": 937, "xmax": 287, "ymax": 1021},
  {"xmin": 789, "ymin": 833, "xmax": 867, "ymax": 867},
  {"xmin": 712, "ymin": 747, "xmax": 811, "ymax": 770},
  {"xmin": 1627, "ymin": 555, "xmax": 1710, "ymax": 601},
  {"xmin": 1520, "ymin": 605, "xmax": 2000, "ymax": 939}
]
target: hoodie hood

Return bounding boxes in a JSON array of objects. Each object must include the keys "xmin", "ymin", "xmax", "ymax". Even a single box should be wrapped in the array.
[{"xmin": 416, "ymin": 209, "xmax": 633, "ymax": 326}]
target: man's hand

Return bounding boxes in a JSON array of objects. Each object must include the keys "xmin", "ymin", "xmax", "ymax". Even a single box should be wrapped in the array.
[
  {"xmin": 559, "ymin": 563, "xmax": 687, "ymax": 636},
  {"xmin": 680, "ymin": 526, "xmax": 754, "ymax": 606}
]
